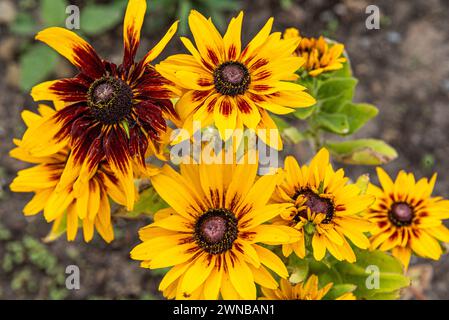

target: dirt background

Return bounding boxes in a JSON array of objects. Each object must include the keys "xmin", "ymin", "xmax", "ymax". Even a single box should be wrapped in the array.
[{"xmin": 0, "ymin": 0, "xmax": 448, "ymax": 299}]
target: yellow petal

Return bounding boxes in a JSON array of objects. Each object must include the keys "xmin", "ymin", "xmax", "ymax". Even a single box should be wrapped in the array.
[
  {"xmin": 35, "ymin": 27, "xmax": 103, "ymax": 77},
  {"xmin": 253, "ymin": 244, "xmax": 288, "ymax": 278},
  {"xmin": 143, "ymin": 21, "xmax": 179, "ymax": 64}
]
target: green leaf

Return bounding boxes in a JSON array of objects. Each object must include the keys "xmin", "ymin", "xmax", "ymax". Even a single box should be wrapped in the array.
[
  {"xmin": 283, "ymin": 127, "xmax": 305, "ymax": 144},
  {"xmin": 307, "ymin": 260, "xmax": 343, "ymax": 285},
  {"xmin": 334, "ymin": 250, "xmax": 409, "ymax": 299},
  {"xmin": 124, "ymin": 187, "xmax": 167, "ymax": 218},
  {"xmin": 10, "ymin": 12, "xmax": 36, "ymax": 35},
  {"xmin": 41, "ymin": 0, "xmax": 68, "ymax": 26},
  {"xmin": 326, "ymin": 139, "xmax": 398, "ymax": 165},
  {"xmin": 315, "ymin": 113, "xmax": 349, "ymax": 134},
  {"xmin": 293, "ymin": 106, "xmax": 316, "ymax": 120},
  {"xmin": 317, "ymin": 77, "xmax": 357, "ymax": 113},
  {"xmin": 325, "ymin": 284, "xmax": 357, "ymax": 300},
  {"xmin": 368, "ymin": 291, "xmax": 401, "ymax": 300},
  {"xmin": 355, "ymin": 174, "xmax": 370, "ymax": 195},
  {"xmin": 288, "ymin": 255, "xmax": 309, "ymax": 283},
  {"xmin": 19, "ymin": 44, "xmax": 59, "ymax": 92},
  {"xmin": 81, "ymin": 3, "xmax": 123, "ymax": 35},
  {"xmin": 339, "ymin": 102, "xmax": 379, "ymax": 134},
  {"xmin": 317, "ymin": 77, "xmax": 357, "ymax": 101},
  {"xmin": 271, "ymin": 114, "xmax": 290, "ymax": 131},
  {"xmin": 43, "ymin": 213, "xmax": 67, "ymax": 243},
  {"xmin": 205, "ymin": 0, "xmax": 241, "ymax": 10}
]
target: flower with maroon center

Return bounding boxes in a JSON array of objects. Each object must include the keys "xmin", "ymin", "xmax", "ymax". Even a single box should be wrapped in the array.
[
  {"xmin": 389, "ymin": 202, "xmax": 414, "ymax": 227},
  {"xmin": 10, "ymin": 104, "xmax": 127, "ymax": 243},
  {"xmin": 156, "ymin": 10, "xmax": 316, "ymax": 150},
  {"xmin": 28, "ymin": 0, "xmax": 179, "ymax": 209},
  {"xmin": 366, "ymin": 168, "xmax": 449, "ymax": 269},
  {"xmin": 194, "ymin": 208, "xmax": 238, "ymax": 255},
  {"xmin": 270, "ymin": 148, "xmax": 374, "ymax": 263},
  {"xmin": 293, "ymin": 188, "xmax": 335, "ymax": 224},
  {"xmin": 131, "ymin": 156, "xmax": 301, "ymax": 300}
]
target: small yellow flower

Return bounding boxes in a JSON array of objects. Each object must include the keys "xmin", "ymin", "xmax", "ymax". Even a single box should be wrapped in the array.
[
  {"xmin": 283, "ymin": 27, "xmax": 347, "ymax": 77},
  {"xmin": 261, "ymin": 275, "xmax": 355, "ymax": 300},
  {"xmin": 10, "ymin": 105, "xmax": 132, "ymax": 242},
  {"xmin": 366, "ymin": 168, "xmax": 449, "ymax": 269},
  {"xmin": 157, "ymin": 11, "xmax": 316, "ymax": 150},
  {"xmin": 271, "ymin": 148, "xmax": 374, "ymax": 262},
  {"xmin": 130, "ymin": 156, "xmax": 300, "ymax": 299}
]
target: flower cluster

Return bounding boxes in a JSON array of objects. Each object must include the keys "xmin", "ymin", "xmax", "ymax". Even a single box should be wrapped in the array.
[
  {"xmin": 9, "ymin": 0, "xmax": 449, "ymax": 300},
  {"xmin": 283, "ymin": 27, "xmax": 346, "ymax": 77}
]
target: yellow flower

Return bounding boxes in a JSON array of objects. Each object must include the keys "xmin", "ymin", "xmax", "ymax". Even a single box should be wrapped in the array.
[
  {"xmin": 271, "ymin": 148, "xmax": 374, "ymax": 262},
  {"xmin": 130, "ymin": 156, "xmax": 300, "ymax": 299},
  {"xmin": 157, "ymin": 11, "xmax": 316, "ymax": 150},
  {"xmin": 10, "ymin": 105, "xmax": 132, "ymax": 242},
  {"xmin": 28, "ymin": 0, "xmax": 179, "ymax": 210},
  {"xmin": 283, "ymin": 27, "xmax": 346, "ymax": 77},
  {"xmin": 365, "ymin": 168, "xmax": 449, "ymax": 269},
  {"xmin": 261, "ymin": 275, "xmax": 355, "ymax": 300}
]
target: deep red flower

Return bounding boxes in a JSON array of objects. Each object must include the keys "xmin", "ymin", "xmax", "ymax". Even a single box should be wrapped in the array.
[{"xmin": 29, "ymin": 0, "xmax": 179, "ymax": 208}]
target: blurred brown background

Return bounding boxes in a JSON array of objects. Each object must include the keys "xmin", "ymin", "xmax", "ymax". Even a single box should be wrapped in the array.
[{"xmin": 0, "ymin": 0, "xmax": 448, "ymax": 299}]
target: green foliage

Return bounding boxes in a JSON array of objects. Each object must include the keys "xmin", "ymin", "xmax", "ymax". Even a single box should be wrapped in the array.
[
  {"xmin": 19, "ymin": 44, "xmax": 59, "ymax": 92},
  {"xmin": 151, "ymin": 0, "xmax": 241, "ymax": 35},
  {"xmin": 10, "ymin": 12, "xmax": 36, "ymax": 36},
  {"xmin": 355, "ymin": 174, "xmax": 370, "ymax": 195},
  {"xmin": 334, "ymin": 250, "xmax": 410, "ymax": 299},
  {"xmin": 325, "ymin": 284, "xmax": 357, "ymax": 300},
  {"xmin": 272, "ymin": 115, "xmax": 305, "ymax": 144},
  {"xmin": 0, "ymin": 223, "xmax": 12, "ymax": 241},
  {"xmin": 282, "ymin": 46, "xmax": 398, "ymax": 166},
  {"xmin": 293, "ymin": 106, "xmax": 315, "ymax": 120},
  {"xmin": 122, "ymin": 186, "xmax": 168, "ymax": 218},
  {"xmin": 41, "ymin": 0, "xmax": 68, "ymax": 26},
  {"xmin": 80, "ymin": 1, "xmax": 127, "ymax": 35},
  {"xmin": 314, "ymin": 113, "xmax": 350, "ymax": 134},
  {"xmin": 339, "ymin": 102, "xmax": 378, "ymax": 135},
  {"xmin": 1, "ymin": 233, "xmax": 68, "ymax": 298},
  {"xmin": 44, "ymin": 213, "xmax": 67, "ymax": 242},
  {"xmin": 289, "ymin": 249, "xmax": 409, "ymax": 300},
  {"xmin": 326, "ymin": 139, "xmax": 398, "ymax": 165},
  {"xmin": 288, "ymin": 254, "xmax": 309, "ymax": 283}
]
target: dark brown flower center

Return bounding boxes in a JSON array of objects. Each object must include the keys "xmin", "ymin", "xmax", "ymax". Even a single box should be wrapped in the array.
[
  {"xmin": 294, "ymin": 188, "xmax": 334, "ymax": 224},
  {"xmin": 87, "ymin": 76, "xmax": 133, "ymax": 124},
  {"xmin": 389, "ymin": 202, "xmax": 414, "ymax": 226},
  {"xmin": 213, "ymin": 61, "xmax": 250, "ymax": 96},
  {"xmin": 194, "ymin": 208, "xmax": 238, "ymax": 254}
]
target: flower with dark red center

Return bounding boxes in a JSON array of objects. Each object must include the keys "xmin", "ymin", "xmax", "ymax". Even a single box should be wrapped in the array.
[
  {"xmin": 28, "ymin": 0, "xmax": 179, "ymax": 209},
  {"xmin": 10, "ymin": 105, "xmax": 126, "ymax": 243},
  {"xmin": 389, "ymin": 202, "xmax": 414, "ymax": 226},
  {"xmin": 194, "ymin": 208, "xmax": 238, "ymax": 254},
  {"xmin": 156, "ymin": 10, "xmax": 316, "ymax": 149},
  {"xmin": 294, "ymin": 188, "xmax": 334, "ymax": 224},
  {"xmin": 366, "ymin": 167, "xmax": 449, "ymax": 269},
  {"xmin": 131, "ymin": 156, "xmax": 300, "ymax": 300},
  {"xmin": 271, "ymin": 148, "xmax": 375, "ymax": 263}
]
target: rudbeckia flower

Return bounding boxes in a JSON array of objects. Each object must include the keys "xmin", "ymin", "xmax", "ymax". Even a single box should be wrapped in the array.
[
  {"xmin": 131, "ymin": 156, "xmax": 300, "ymax": 299},
  {"xmin": 156, "ymin": 10, "xmax": 316, "ymax": 150},
  {"xmin": 271, "ymin": 148, "xmax": 374, "ymax": 262},
  {"xmin": 260, "ymin": 275, "xmax": 355, "ymax": 300},
  {"xmin": 28, "ymin": 0, "xmax": 179, "ymax": 210},
  {"xmin": 365, "ymin": 168, "xmax": 449, "ymax": 269},
  {"xmin": 283, "ymin": 27, "xmax": 346, "ymax": 77},
  {"xmin": 10, "ymin": 105, "xmax": 132, "ymax": 242}
]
